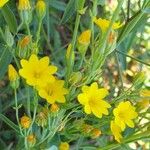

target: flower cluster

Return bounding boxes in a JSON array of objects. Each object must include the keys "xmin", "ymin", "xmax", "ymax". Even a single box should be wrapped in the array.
[{"xmin": 19, "ymin": 54, "xmax": 68, "ymax": 104}]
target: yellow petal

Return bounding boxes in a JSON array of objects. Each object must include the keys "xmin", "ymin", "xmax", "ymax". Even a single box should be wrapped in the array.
[
  {"xmin": 39, "ymin": 56, "xmax": 49, "ymax": 66},
  {"xmin": 48, "ymin": 65, "xmax": 57, "ymax": 74},
  {"xmin": 84, "ymin": 105, "xmax": 91, "ymax": 114},
  {"xmin": 78, "ymin": 94, "xmax": 88, "ymax": 105},
  {"xmin": 126, "ymin": 120, "xmax": 134, "ymax": 128}
]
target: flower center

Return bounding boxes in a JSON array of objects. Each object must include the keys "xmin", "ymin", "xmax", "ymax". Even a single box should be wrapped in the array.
[
  {"xmin": 118, "ymin": 112, "xmax": 125, "ymax": 119},
  {"xmin": 89, "ymin": 97, "xmax": 97, "ymax": 107},
  {"xmin": 33, "ymin": 71, "xmax": 41, "ymax": 79}
]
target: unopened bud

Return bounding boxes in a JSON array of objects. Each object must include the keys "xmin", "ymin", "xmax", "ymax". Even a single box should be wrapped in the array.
[
  {"xmin": 77, "ymin": 30, "xmax": 91, "ymax": 55},
  {"xmin": 8, "ymin": 64, "xmax": 19, "ymax": 89},
  {"xmin": 20, "ymin": 115, "xmax": 31, "ymax": 129},
  {"xmin": 36, "ymin": 0, "xmax": 46, "ymax": 20}
]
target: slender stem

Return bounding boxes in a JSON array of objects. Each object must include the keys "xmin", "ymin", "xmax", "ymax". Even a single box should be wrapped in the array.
[
  {"xmin": 46, "ymin": 0, "xmax": 50, "ymax": 44},
  {"xmin": 91, "ymin": 0, "xmax": 97, "ymax": 47},
  {"xmin": 24, "ymin": 130, "xmax": 28, "ymax": 150},
  {"xmin": 14, "ymin": 89, "xmax": 23, "ymax": 136},
  {"xmin": 65, "ymin": 14, "xmax": 81, "ymax": 84},
  {"xmin": 127, "ymin": 0, "xmax": 130, "ymax": 21},
  {"xmin": 26, "ymin": 86, "xmax": 31, "ymax": 117},
  {"xmin": 27, "ymin": 90, "xmax": 38, "ymax": 135},
  {"xmin": 36, "ymin": 20, "xmax": 42, "ymax": 45},
  {"xmin": 90, "ymin": 0, "xmax": 98, "ymax": 61},
  {"xmin": 25, "ymin": 22, "xmax": 31, "ymax": 35},
  {"xmin": 42, "ymin": 25, "xmax": 53, "ymax": 52},
  {"xmin": 14, "ymin": 89, "xmax": 19, "ymax": 125}
]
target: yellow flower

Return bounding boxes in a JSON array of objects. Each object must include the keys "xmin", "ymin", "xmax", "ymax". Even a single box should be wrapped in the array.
[
  {"xmin": 78, "ymin": 30, "xmax": 91, "ymax": 45},
  {"xmin": 0, "ymin": 0, "xmax": 9, "ymax": 8},
  {"xmin": 20, "ymin": 115, "xmax": 31, "ymax": 129},
  {"xmin": 38, "ymin": 79, "xmax": 68, "ymax": 104},
  {"xmin": 19, "ymin": 54, "xmax": 57, "ymax": 87},
  {"xmin": 36, "ymin": 0, "xmax": 46, "ymax": 19},
  {"xmin": 18, "ymin": 0, "xmax": 31, "ymax": 10},
  {"xmin": 93, "ymin": 17, "xmax": 122, "ymax": 32},
  {"xmin": 59, "ymin": 142, "xmax": 70, "ymax": 150},
  {"xmin": 111, "ymin": 120, "xmax": 122, "ymax": 143},
  {"xmin": 113, "ymin": 101, "xmax": 138, "ymax": 131},
  {"xmin": 77, "ymin": 82, "xmax": 111, "ymax": 118},
  {"xmin": 8, "ymin": 64, "xmax": 18, "ymax": 81}
]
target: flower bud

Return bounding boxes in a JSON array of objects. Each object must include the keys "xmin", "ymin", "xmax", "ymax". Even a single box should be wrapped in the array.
[
  {"xmin": 69, "ymin": 72, "xmax": 82, "ymax": 85},
  {"xmin": 36, "ymin": 0, "xmax": 46, "ymax": 20},
  {"xmin": 8, "ymin": 65, "xmax": 19, "ymax": 89},
  {"xmin": 27, "ymin": 134, "xmax": 36, "ymax": 146},
  {"xmin": 19, "ymin": 36, "xmax": 31, "ymax": 49},
  {"xmin": 18, "ymin": 0, "xmax": 31, "ymax": 24},
  {"xmin": 77, "ymin": 30, "xmax": 91, "ymax": 55},
  {"xmin": 20, "ymin": 115, "xmax": 31, "ymax": 129},
  {"xmin": 18, "ymin": 0, "xmax": 31, "ymax": 10},
  {"xmin": 17, "ymin": 36, "xmax": 31, "ymax": 58},
  {"xmin": 50, "ymin": 103, "xmax": 59, "ymax": 113},
  {"xmin": 66, "ymin": 43, "xmax": 74, "ymax": 62},
  {"xmin": 36, "ymin": 111, "xmax": 48, "ymax": 127},
  {"xmin": 59, "ymin": 142, "xmax": 70, "ymax": 150},
  {"xmin": 8, "ymin": 65, "xmax": 18, "ymax": 81},
  {"xmin": 91, "ymin": 128, "xmax": 101, "ymax": 139},
  {"xmin": 82, "ymin": 123, "xmax": 93, "ymax": 134}
]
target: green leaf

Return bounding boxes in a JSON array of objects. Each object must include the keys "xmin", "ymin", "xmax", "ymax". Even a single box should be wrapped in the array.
[
  {"xmin": 0, "ymin": 114, "xmax": 20, "ymax": 133},
  {"xmin": 117, "ymin": 32, "xmax": 137, "ymax": 70},
  {"xmin": 0, "ymin": 46, "xmax": 12, "ymax": 80},
  {"xmin": 117, "ymin": 9, "xmax": 149, "ymax": 45},
  {"xmin": 1, "ymin": 5, "xmax": 17, "ymax": 34},
  {"xmin": 49, "ymin": 0, "xmax": 66, "ymax": 11},
  {"xmin": 60, "ymin": 0, "xmax": 77, "ymax": 24}
]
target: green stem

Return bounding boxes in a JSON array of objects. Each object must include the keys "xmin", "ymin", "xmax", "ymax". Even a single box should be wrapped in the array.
[
  {"xmin": 14, "ymin": 89, "xmax": 23, "ymax": 136},
  {"xmin": 65, "ymin": 14, "xmax": 81, "ymax": 84},
  {"xmin": 24, "ymin": 130, "xmax": 28, "ymax": 150},
  {"xmin": 115, "ymin": 51, "xmax": 124, "ymax": 90},
  {"xmin": 42, "ymin": 25, "xmax": 53, "ymax": 52},
  {"xmin": 90, "ymin": 0, "xmax": 97, "ymax": 47},
  {"xmin": 36, "ymin": 20, "xmax": 42, "ymax": 45},
  {"xmin": 90, "ymin": 0, "xmax": 98, "ymax": 63},
  {"xmin": 26, "ymin": 86, "xmax": 31, "ymax": 117},
  {"xmin": 25, "ymin": 22, "xmax": 31, "ymax": 35},
  {"xmin": 27, "ymin": 90, "xmax": 38, "ymax": 135},
  {"xmin": 46, "ymin": 0, "xmax": 50, "ymax": 44}
]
